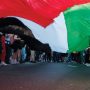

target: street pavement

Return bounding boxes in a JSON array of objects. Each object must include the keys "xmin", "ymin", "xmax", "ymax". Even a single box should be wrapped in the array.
[{"xmin": 0, "ymin": 62, "xmax": 90, "ymax": 90}]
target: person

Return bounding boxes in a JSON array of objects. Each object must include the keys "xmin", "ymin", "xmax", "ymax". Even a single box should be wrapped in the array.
[
  {"xmin": 30, "ymin": 50, "xmax": 36, "ymax": 63},
  {"xmin": 25, "ymin": 45, "xmax": 31, "ymax": 62},
  {"xmin": 0, "ymin": 33, "xmax": 7, "ymax": 65},
  {"xmin": 85, "ymin": 48, "xmax": 90, "ymax": 64},
  {"xmin": 5, "ymin": 34, "xmax": 12, "ymax": 64},
  {"xmin": 20, "ymin": 44, "xmax": 26, "ymax": 63},
  {"xmin": 10, "ymin": 35, "xmax": 24, "ymax": 64}
]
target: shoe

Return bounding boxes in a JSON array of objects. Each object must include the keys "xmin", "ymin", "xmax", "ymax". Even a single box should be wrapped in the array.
[
  {"xmin": 85, "ymin": 63, "xmax": 90, "ymax": 67},
  {"xmin": 10, "ymin": 59, "xmax": 19, "ymax": 64},
  {"xmin": 9, "ymin": 57, "xmax": 15, "ymax": 64},
  {"xmin": 1, "ymin": 61, "xmax": 7, "ymax": 66},
  {"xmin": 14, "ymin": 59, "xmax": 19, "ymax": 64}
]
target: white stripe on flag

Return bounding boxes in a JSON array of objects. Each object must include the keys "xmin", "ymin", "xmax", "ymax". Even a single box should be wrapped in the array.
[{"xmin": 14, "ymin": 13, "xmax": 68, "ymax": 53}]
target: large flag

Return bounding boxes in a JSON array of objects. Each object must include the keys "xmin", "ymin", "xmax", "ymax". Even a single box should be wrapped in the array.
[
  {"xmin": 0, "ymin": 1, "xmax": 90, "ymax": 52},
  {"xmin": 15, "ymin": 3, "xmax": 90, "ymax": 53}
]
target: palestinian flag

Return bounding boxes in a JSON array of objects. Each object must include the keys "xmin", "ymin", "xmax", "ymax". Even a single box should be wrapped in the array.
[
  {"xmin": 0, "ymin": 0, "xmax": 90, "ymax": 52},
  {"xmin": 15, "ymin": 3, "xmax": 90, "ymax": 53}
]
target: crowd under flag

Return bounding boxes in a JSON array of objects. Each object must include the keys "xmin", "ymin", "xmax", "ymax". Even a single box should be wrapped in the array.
[{"xmin": 0, "ymin": 0, "xmax": 90, "ymax": 52}]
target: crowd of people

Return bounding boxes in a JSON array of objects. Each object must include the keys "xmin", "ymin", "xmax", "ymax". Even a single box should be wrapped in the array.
[
  {"xmin": 35, "ymin": 49, "xmax": 90, "ymax": 64},
  {"xmin": 0, "ymin": 33, "xmax": 24, "ymax": 65},
  {"xmin": 0, "ymin": 32, "xmax": 51, "ymax": 65},
  {"xmin": 0, "ymin": 32, "xmax": 90, "ymax": 66}
]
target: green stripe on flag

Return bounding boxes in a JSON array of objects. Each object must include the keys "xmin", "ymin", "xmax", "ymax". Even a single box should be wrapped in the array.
[{"xmin": 64, "ymin": 3, "xmax": 90, "ymax": 52}]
